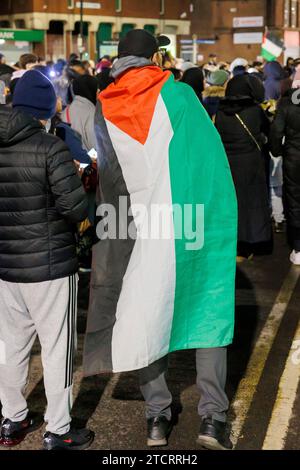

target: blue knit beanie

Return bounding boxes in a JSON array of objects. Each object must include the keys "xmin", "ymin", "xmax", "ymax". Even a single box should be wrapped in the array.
[{"xmin": 12, "ymin": 70, "xmax": 57, "ymax": 120}]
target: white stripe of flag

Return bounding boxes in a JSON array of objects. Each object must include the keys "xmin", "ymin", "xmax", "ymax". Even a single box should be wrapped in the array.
[{"xmin": 262, "ymin": 37, "xmax": 283, "ymax": 58}]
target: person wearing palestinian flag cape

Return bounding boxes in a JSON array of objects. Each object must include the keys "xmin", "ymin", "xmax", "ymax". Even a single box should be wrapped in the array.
[{"xmin": 83, "ymin": 29, "xmax": 237, "ymax": 450}]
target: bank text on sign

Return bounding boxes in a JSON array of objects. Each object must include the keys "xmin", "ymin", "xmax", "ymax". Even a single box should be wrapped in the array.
[
  {"xmin": 0, "ymin": 32, "xmax": 14, "ymax": 40},
  {"xmin": 0, "ymin": 29, "xmax": 44, "ymax": 42}
]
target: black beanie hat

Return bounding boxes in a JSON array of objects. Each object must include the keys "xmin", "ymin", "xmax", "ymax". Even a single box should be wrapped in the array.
[{"xmin": 118, "ymin": 29, "xmax": 170, "ymax": 59}]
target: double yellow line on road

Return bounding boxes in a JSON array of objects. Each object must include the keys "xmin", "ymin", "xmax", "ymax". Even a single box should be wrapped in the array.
[
  {"xmin": 263, "ymin": 319, "xmax": 300, "ymax": 450},
  {"xmin": 230, "ymin": 267, "xmax": 300, "ymax": 449}
]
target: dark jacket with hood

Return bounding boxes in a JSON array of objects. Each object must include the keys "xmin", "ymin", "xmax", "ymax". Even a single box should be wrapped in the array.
[
  {"xmin": 0, "ymin": 106, "xmax": 88, "ymax": 283},
  {"xmin": 270, "ymin": 89, "xmax": 300, "ymax": 229},
  {"xmin": 215, "ymin": 74, "xmax": 271, "ymax": 244},
  {"xmin": 264, "ymin": 61, "xmax": 285, "ymax": 101}
]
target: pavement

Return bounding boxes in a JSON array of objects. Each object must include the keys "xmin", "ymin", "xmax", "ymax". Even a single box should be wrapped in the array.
[{"xmin": 1, "ymin": 231, "xmax": 300, "ymax": 451}]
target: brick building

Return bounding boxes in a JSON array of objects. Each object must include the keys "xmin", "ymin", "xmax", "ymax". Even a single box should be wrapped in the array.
[
  {"xmin": 189, "ymin": 0, "xmax": 300, "ymax": 63},
  {"xmin": 281, "ymin": 0, "xmax": 300, "ymax": 60},
  {"xmin": 0, "ymin": 0, "xmax": 192, "ymax": 61},
  {"xmin": 193, "ymin": 0, "xmax": 268, "ymax": 62},
  {"xmin": 0, "ymin": 1, "xmax": 300, "ymax": 64},
  {"xmin": 187, "ymin": 1, "xmax": 271, "ymax": 63}
]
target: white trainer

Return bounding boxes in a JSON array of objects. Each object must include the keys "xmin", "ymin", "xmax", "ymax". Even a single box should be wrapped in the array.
[{"xmin": 290, "ymin": 250, "xmax": 300, "ymax": 265}]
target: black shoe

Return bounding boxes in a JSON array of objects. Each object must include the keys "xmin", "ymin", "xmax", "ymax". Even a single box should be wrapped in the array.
[
  {"xmin": 197, "ymin": 417, "xmax": 233, "ymax": 450},
  {"xmin": 0, "ymin": 413, "xmax": 43, "ymax": 447},
  {"xmin": 147, "ymin": 416, "xmax": 172, "ymax": 447},
  {"xmin": 43, "ymin": 428, "xmax": 94, "ymax": 451}
]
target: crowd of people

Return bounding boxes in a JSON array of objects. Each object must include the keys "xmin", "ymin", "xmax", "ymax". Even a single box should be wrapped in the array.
[
  {"xmin": 166, "ymin": 52, "xmax": 300, "ymax": 263},
  {"xmin": 0, "ymin": 28, "xmax": 299, "ymax": 452},
  {"xmin": 1, "ymin": 47, "xmax": 298, "ymax": 263}
]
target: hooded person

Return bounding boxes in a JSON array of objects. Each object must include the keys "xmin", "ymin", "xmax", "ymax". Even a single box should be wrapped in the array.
[
  {"xmin": 0, "ymin": 70, "xmax": 93, "ymax": 450},
  {"xmin": 61, "ymin": 74, "xmax": 98, "ymax": 152},
  {"xmin": 215, "ymin": 74, "xmax": 271, "ymax": 259},
  {"xmin": 180, "ymin": 66, "xmax": 204, "ymax": 102},
  {"xmin": 263, "ymin": 61, "xmax": 286, "ymax": 100},
  {"xmin": 203, "ymin": 70, "xmax": 229, "ymax": 119},
  {"xmin": 225, "ymin": 73, "xmax": 265, "ymax": 103},
  {"xmin": 270, "ymin": 68, "xmax": 300, "ymax": 264},
  {"xmin": 83, "ymin": 28, "xmax": 237, "ymax": 450}
]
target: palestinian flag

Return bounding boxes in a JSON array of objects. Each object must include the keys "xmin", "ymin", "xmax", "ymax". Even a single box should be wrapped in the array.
[
  {"xmin": 262, "ymin": 32, "xmax": 284, "ymax": 61},
  {"xmin": 83, "ymin": 65, "xmax": 237, "ymax": 374}
]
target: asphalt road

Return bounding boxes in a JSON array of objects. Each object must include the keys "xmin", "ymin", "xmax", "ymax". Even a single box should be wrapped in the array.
[{"xmin": 1, "ymin": 231, "xmax": 300, "ymax": 451}]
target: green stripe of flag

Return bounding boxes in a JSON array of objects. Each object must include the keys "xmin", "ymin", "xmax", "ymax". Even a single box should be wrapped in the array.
[
  {"xmin": 161, "ymin": 76, "xmax": 237, "ymax": 351},
  {"xmin": 262, "ymin": 48, "xmax": 277, "ymax": 62},
  {"xmin": 262, "ymin": 37, "xmax": 283, "ymax": 61}
]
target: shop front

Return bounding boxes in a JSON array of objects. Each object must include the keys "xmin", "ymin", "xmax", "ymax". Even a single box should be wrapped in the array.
[{"xmin": 0, "ymin": 29, "xmax": 45, "ymax": 64}]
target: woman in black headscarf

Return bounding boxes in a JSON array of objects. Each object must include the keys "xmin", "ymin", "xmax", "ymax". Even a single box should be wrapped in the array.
[
  {"xmin": 180, "ymin": 67, "xmax": 204, "ymax": 102},
  {"xmin": 62, "ymin": 75, "xmax": 99, "ymax": 151},
  {"xmin": 215, "ymin": 74, "xmax": 271, "ymax": 260}
]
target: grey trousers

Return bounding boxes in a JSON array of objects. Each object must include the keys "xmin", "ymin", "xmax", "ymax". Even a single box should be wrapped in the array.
[
  {"xmin": 0, "ymin": 275, "xmax": 78, "ymax": 435},
  {"xmin": 271, "ymin": 186, "xmax": 285, "ymax": 224},
  {"xmin": 139, "ymin": 348, "xmax": 229, "ymax": 423}
]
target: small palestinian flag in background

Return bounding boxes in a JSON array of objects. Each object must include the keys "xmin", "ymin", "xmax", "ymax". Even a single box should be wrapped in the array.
[{"xmin": 262, "ymin": 30, "xmax": 284, "ymax": 62}]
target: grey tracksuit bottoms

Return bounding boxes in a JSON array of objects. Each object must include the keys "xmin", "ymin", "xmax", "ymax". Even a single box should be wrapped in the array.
[
  {"xmin": 0, "ymin": 275, "xmax": 78, "ymax": 435},
  {"xmin": 139, "ymin": 348, "xmax": 229, "ymax": 423}
]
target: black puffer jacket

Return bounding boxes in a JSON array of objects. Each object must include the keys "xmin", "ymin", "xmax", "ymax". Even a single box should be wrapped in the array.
[
  {"xmin": 270, "ymin": 89, "xmax": 300, "ymax": 229},
  {"xmin": 0, "ymin": 106, "xmax": 88, "ymax": 283},
  {"xmin": 215, "ymin": 96, "xmax": 271, "ymax": 244}
]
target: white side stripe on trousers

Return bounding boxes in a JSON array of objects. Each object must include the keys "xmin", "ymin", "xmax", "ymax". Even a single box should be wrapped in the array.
[{"xmin": 65, "ymin": 274, "xmax": 77, "ymax": 389}]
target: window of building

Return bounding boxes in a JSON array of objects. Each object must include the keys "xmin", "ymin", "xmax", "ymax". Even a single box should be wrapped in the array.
[
  {"xmin": 160, "ymin": 0, "xmax": 165, "ymax": 15},
  {"xmin": 73, "ymin": 21, "xmax": 89, "ymax": 37},
  {"xmin": 48, "ymin": 21, "xmax": 64, "ymax": 35},
  {"xmin": 144, "ymin": 25, "xmax": 156, "ymax": 35},
  {"xmin": 0, "ymin": 20, "xmax": 10, "ymax": 28},
  {"xmin": 115, "ymin": 0, "xmax": 122, "ymax": 13},
  {"xmin": 164, "ymin": 25, "xmax": 177, "ymax": 35},
  {"xmin": 284, "ymin": 0, "xmax": 290, "ymax": 27},
  {"xmin": 67, "ymin": 0, "xmax": 75, "ymax": 8},
  {"xmin": 15, "ymin": 19, "xmax": 26, "ymax": 29},
  {"xmin": 284, "ymin": 0, "xmax": 299, "ymax": 28},
  {"xmin": 98, "ymin": 23, "xmax": 112, "ymax": 42},
  {"xmin": 120, "ymin": 24, "xmax": 134, "ymax": 38},
  {"xmin": 291, "ymin": 0, "xmax": 298, "ymax": 28}
]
